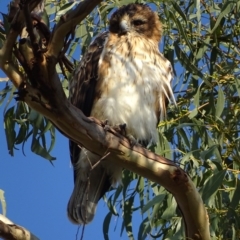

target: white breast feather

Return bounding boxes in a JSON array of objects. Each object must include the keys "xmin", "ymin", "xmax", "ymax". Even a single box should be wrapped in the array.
[{"xmin": 91, "ymin": 34, "xmax": 174, "ymax": 144}]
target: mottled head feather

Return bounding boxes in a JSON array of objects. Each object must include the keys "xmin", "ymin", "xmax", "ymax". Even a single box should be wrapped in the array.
[{"xmin": 109, "ymin": 3, "xmax": 162, "ymax": 42}]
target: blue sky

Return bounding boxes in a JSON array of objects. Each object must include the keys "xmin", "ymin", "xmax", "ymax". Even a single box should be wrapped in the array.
[{"xmin": 0, "ymin": 1, "xmax": 131, "ymax": 239}]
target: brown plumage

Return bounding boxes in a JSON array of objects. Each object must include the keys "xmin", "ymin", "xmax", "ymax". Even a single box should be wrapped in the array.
[{"xmin": 68, "ymin": 3, "xmax": 175, "ymax": 224}]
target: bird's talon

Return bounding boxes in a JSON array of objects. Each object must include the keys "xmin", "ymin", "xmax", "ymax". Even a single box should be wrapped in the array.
[
  {"xmin": 103, "ymin": 119, "xmax": 109, "ymax": 126},
  {"xmin": 118, "ymin": 123, "xmax": 127, "ymax": 136},
  {"xmin": 127, "ymin": 134, "xmax": 138, "ymax": 147},
  {"xmin": 102, "ymin": 119, "xmax": 111, "ymax": 131}
]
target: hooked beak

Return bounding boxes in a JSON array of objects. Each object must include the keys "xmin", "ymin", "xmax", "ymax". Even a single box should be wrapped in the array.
[{"xmin": 119, "ymin": 19, "xmax": 130, "ymax": 35}]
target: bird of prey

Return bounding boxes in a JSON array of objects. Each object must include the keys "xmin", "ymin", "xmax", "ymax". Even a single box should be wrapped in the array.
[{"xmin": 67, "ymin": 3, "xmax": 175, "ymax": 224}]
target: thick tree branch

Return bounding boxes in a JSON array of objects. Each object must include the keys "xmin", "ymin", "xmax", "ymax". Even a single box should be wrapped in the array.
[
  {"xmin": 0, "ymin": 1, "xmax": 211, "ymax": 239},
  {"xmin": 0, "ymin": 29, "xmax": 23, "ymax": 88},
  {"xmin": 0, "ymin": 214, "xmax": 39, "ymax": 240}
]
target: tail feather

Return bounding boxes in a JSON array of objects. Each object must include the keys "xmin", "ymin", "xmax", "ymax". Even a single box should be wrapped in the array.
[{"xmin": 67, "ymin": 164, "xmax": 110, "ymax": 224}]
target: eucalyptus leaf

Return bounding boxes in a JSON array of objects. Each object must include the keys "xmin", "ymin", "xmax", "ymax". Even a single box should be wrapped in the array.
[
  {"xmin": 201, "ymin": 170, "xmax": 226, "ymax": 203},
  {"xmin": 103, "ymin": 212, "xmax": 112, "ymax": 240},
  {"xmin": 123, "ymin": 196, "xmax": 134, "ymax": 240},
  {"xmin": 4, "ymin": 106, "xmax": 16, "ymax": 156},
  {"xmin": 215, "ymin": 87, "xmax": 225, "ymax": 119},
  {"xmin": 142, "ymin": 194, "xmax": 165, "ymax": 214},
  {"xmin": 31, "ymin": 136, "xmax": 56, "ymax": 161}
]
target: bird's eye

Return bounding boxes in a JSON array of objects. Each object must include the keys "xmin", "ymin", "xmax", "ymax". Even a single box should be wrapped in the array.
[{"xmin": 132, "ymin": 19, "xmax": 145, "ymax": 26}]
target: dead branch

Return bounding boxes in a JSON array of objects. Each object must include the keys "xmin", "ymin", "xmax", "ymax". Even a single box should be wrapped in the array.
[{"xmin": 0, "ymin": 0, "xmax": 211, "ymax": 239}]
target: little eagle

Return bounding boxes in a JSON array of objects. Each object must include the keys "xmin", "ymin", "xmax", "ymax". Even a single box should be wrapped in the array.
[{"xmin": 67, "ymin": 3, "xmax": 175, "ymax": 224}]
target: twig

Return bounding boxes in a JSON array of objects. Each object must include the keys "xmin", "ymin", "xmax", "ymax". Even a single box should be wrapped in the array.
[{"xmin": 91, "ymin": 152, "xmax": 111, "ymax": 170}]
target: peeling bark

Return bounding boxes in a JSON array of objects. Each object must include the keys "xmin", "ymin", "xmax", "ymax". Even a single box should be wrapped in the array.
[{"xmin": 0, "ymin": 0, "xmax": 211, "ymax": 239}]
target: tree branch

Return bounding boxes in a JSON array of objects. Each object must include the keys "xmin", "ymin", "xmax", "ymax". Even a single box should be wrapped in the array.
[
  {"xmin": 0, "ymin": 214, "xmax": 39, "ymax": 240},
  {"xmin": 0, "ymin": 29, "xmax": 23, "ymax": 88}
]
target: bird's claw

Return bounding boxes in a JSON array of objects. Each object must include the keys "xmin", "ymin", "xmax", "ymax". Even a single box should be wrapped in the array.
[
  {"xmin": 102, "ymin": 119, "xmax": 111, "ymax": 131},
  {"xmin": 102, "ymin": 121, "xmax": 138, "ymax": 147},
  {"xmin": 126, "ymin": 134, "xmax": 139, "ymax": 148}
]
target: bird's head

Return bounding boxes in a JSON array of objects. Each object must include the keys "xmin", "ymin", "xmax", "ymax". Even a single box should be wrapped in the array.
[{"xmin": 109, "ymin": 4, "xmax": 162, "ymax": 42}]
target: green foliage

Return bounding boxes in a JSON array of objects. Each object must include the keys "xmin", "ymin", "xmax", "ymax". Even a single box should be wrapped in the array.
[
  {"xmin": 1, "ymin": 0, "xmax": 240, "ymax": 239},
  {"xmin": 3, "ymin": 100, "xmax": 56, "ymax": 161}
]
